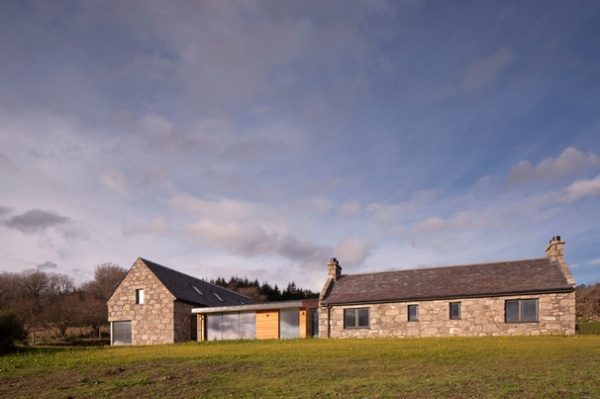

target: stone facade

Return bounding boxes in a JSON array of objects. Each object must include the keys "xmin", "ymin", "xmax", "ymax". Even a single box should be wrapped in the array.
[
  {"xmin": 319, "ymin": 291, "xmax": 576, "ymax": 338},
  {"xmin": 108, "ymin": 258, "xmax": 181, "ymax": 345}
]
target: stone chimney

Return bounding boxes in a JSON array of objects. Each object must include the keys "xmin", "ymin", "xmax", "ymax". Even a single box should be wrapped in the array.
[
  {"xmin": 545, "ymin": 236, "xmax": 575, "ymax": 287},
  {"xmin": 327, "ymin": 258, "xmax": 342, "ymax": 281},
  {"xmin": 320, "ymin": 258, "xmax": 343, "ymax": 302}
]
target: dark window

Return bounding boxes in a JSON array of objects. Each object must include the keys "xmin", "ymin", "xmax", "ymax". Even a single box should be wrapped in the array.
[
  {"xmin": 408, "ymin": 304, "xmax": 419, "ymax": 321},
  {"xmin": 505, "ymin": 299, "xmax": 538, "ymax": 322},
  {"xmin": 135, "ymin": 289, "xmax": 144, "ymax": 304},
  {"xmin": 311, "ymin": 309, "xmax": 319, "ymax": 337},
  {"xmin": 450, "ymin": 302, "xmax": 461, "ymax": 320},
  {"xmin": 344, "ymin": 308, "xmax": 369, "ymax": 329}
]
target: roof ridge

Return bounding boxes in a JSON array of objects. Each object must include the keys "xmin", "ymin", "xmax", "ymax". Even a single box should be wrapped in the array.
[{"xmin": 342, "ymin": 257, "xmax": 549, "ymax": 277}]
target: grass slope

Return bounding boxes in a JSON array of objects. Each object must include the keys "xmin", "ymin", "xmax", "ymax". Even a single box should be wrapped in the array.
[{"xmin": 1, "ymin": 336, "xmax": 599, "ymax": 398}]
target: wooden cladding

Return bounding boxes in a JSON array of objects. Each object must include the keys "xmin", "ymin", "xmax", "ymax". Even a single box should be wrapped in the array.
[{"xmin": 256, "ymin": 310, "xmax": 279, "ymax": 339}]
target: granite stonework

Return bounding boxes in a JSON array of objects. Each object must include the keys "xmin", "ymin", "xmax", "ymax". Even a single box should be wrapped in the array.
[
  {"xmin": 108, "ymin": 258, "xmax": 180, "ymax": 345},
  {"xmin": 319, "ymin": 291, "xmax": 576, "ymax": 338},
  {"xmin": 318, "ymin": 237, "xmax": 576, "ymax": 339}
]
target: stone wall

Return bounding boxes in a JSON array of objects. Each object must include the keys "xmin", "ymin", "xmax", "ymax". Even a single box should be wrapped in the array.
[
  {"xmin": 108, "ymin": 259, "xmax": 176, "ymax": 345},
  {"xmin": 173, "ymin": 301, "xmax": 195, "ymax": 342},
  {"xmin": 319, "ymin": 292, "xmax": 575, "ymax": 338}
]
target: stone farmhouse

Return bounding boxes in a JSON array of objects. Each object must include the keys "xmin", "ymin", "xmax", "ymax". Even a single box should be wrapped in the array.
[
  {"xmin": 107, "ymin": 258, "xmax": 253, "ymax": 345},
  {"xmin": 108, "ymin": 236, "xmax": 576, "ymax": 345},
  {"xmin": 318, "ymin": 236, "xmax": 576, "ymax": 338}
]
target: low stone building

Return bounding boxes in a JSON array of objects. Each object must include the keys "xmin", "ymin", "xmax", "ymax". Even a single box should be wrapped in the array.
[
  {"xmin": 107, "ymin": 258, "xmax": 252, "ymax": 345},
  {"xmin": 319, "ymin": 236, "xmax": 576, "ymax": 338}
]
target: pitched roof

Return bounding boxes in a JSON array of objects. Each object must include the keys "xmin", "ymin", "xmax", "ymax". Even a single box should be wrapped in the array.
[
  {"xmin": 140, "ymin": 258, "xmax": 253, "ymax": 307},
  {"xmin": 321, "ymin": 258, "xmax": 573, "ymax": 305}
]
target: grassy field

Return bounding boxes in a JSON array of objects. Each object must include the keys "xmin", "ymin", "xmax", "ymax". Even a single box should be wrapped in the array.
[{"xmin": 1, "ymin": 336, "xmax": 599, "ymax": 398}]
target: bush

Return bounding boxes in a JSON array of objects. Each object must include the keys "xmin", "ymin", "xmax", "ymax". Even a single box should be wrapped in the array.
[
  {"xmin": 577, "ymin": 321, "xmax": 600, "ymax": 335},
  {"xmin": 0, "ymin": 312, "xmax": 27, "ymax": 354}
]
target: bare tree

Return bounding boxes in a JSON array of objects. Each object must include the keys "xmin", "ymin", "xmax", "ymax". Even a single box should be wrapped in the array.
[
  {"xmin": 576, "ymin": 283, "xmax": 600, "ymax": 321},
  {"xmin": 80, "ymin": 262, "xmax": 127, "ymax": 336}
]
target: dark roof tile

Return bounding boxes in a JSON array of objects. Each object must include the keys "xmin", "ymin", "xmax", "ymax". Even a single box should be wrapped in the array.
[
  {"xmin": 140, "ymin": 258, "xmax": 253, "ymax": 307},
  {"xmin": 321, "ymin": 258, "xmax": 572, "ymax": 305}
]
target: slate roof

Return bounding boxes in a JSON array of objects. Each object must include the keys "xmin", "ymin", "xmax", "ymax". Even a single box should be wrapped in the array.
[
  {"xmin": 321, "ymin": 258, "xmax": 574, "ymax": 305},
  {"xmin": 140, "ymin": 258, "xmax": 253, "ymax": 307}
]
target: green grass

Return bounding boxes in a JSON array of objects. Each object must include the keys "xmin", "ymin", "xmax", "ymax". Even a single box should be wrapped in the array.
[
  {"xmin": 1, "ymin": 336, "xmax": 599, "ymax": 398},
  {"xmin": 578, "ymin": 321, "xmax": 600, "ymax": 335}
]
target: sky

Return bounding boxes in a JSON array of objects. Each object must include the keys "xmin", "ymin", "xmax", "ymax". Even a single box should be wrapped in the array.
[{"xmin": 1, "ymin": 1, "xmax": 599, "ymax": 290}]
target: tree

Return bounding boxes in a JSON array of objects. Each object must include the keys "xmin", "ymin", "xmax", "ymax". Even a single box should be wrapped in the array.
[
  {"xmin": 576, "ymin": 283, "xmax": 600, "ymax": 321},
  {"xmin": 79, "ymin": 263, "xmax": 127, "ymax": 336},
  {"xmin": 0, "ymin": 311, "xmax": 26, "ymax": 354}
]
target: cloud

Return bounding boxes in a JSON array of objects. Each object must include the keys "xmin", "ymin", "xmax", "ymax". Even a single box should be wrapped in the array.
[
  {"xmin": 2, "ymin": 209, "xmax": 70, "ymax": 234},
  {"xmin": 0, "ymin": 206, "xmax": 12, "ymax": 216},
  {"xmin": 588, "ymin": 258, "xmax": 600, "ymax": 267},
  {"xmin": 333, "ymin": 237, "xmax": 373, "ymax": 266},
  {"xmin": 171, "ymin": 193, "xmax": 332, "ymax": 264},
  {"xmin": 508, "ymin": 147, "xmax": 600, "ymax": 185},
  {"xmin": 100, "ymin": 168, "xmax": 129, "ymax": 193},
  {"xmin": 459, "ymin": 47, "xmax": 515, "ymax": 93},
  {"xmin": 124, "ymin": 217, "xmax": 168, "ymax": 236},
  {"xmin": 0, "ymin": 153, "xmax": 18, "ymax": 171},
  {"xmin": 562, "ymin": 175, "xmax": 600, "ymax": 202},
  {"xmin": 339, "ymin": 200, "xmax": 361, "ymax": 216},
  {"xmin": 429, "ymin": 47, "xmax": 516, "ymax": 102},
  {"xmin": 37, "ymin": 261, "xmax": 58, "ymax": 270},
  {"xmin": 186, "ymin": 220, "xmax": 332, "ymax": 263}
]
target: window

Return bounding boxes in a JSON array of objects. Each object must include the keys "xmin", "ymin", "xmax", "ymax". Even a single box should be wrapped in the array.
[
  {"xmin": 206, "ymin": 312, "xmax": 256, "ymax": 341},
  {"xmin": 449, "ymin": 302, "xmax": 461, "ymax": 320},
  {"xmin": 279, "ymin": 309, "xmax": 300, "ymax": 339},
  {"xmin": 112, "ymin": 321, "xmax": 132, "ymax": 345},
  {"xmin": 344, "ymin": 308, "xmax": 369, "ymax": 329},
  {"xmin": 408, "ymin": 304, "xmax": 419, "ymax": 321},
  {"xmin": 213, "ymin": 292, "xmax": 224, "ymax": 302},
  {"xmin": 505, "ymin": 299, "xmax": 538, "ymax": 322},
  {"xmin": 192, "ymin": 285, "xmax": 204, "ymax": 296},
  {"xmin": 311, "ymin": 309, "xmax": 319, "ymax": 337},
  {"xmin": 135, "ymin": 289, "xmax": 144, "ymax": 304}
]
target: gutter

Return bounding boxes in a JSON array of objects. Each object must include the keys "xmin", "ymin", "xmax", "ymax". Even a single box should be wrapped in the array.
[{"xmin": 321, "ymin": 287, "xmax": 575, "ymax": 307}]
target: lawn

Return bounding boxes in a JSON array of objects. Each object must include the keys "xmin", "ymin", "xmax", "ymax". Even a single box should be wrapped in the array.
[{"xmin": 1, "ymin": 336, "xmax": 599, "ymax": 398}]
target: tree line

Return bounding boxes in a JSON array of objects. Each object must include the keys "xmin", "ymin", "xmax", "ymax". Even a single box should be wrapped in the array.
[
  {"xmin": 211, "ymin": 276, "xmax": 319, "ymax": 302},
  {"xmin": 0, "ymin": 263, "xmax": 128, "ymax": 341}
]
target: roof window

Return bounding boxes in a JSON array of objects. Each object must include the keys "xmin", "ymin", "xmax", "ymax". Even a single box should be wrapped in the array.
[
  {"xmin": 213, "ymin": 292, "xmax": 224, "ymax": 302},
  {"xmin": 192, "ymin": 285, "xmax": 204, "ymax": 296}
]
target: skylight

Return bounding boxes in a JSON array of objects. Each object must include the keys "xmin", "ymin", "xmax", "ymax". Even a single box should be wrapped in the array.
[
  {"xmin": 192, "ymin": 285, "xmax": 204, "ymax": 296},
  {"xmin": 213, "ymin": 292, "xmax": 224, "ymax": 302}
]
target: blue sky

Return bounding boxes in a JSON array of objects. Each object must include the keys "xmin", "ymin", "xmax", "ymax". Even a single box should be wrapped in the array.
[{"xmin": 1, "ymin": 1, "xmax": 599, "ymax": 289}]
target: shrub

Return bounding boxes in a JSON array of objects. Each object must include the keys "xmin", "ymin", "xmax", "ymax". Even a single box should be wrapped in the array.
[{"xmin": 0, "ymin": 311, "xmax": 27, "ymax": 354}]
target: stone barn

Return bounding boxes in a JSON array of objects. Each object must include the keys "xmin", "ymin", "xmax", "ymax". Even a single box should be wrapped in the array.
[{"xmin": 108, "ymin": 258, "xmax": 252, "ymax": 345}]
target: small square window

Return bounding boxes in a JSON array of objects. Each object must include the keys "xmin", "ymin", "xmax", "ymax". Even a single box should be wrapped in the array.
[
  {"xmin": 408, "ymin": 304, "xmax": 419, "ymax": 321},
  {"xmin": 450, "ymin": 302, "xmax": 461, "ymax": 320},
  {"xmin": 135, "ymin": 289, "xmax": 144, "ymax": 304}
]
